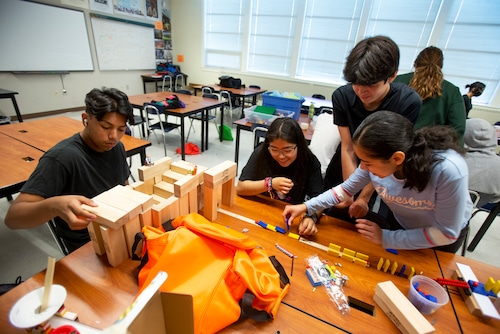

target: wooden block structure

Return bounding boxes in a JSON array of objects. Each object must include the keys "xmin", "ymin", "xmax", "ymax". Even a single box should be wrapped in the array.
[
  {"xmin": 373, "ymin": 281, "xmax": 435, "ymax": 334},
  {"xmin": 83, "ymin": 185, "xmax": 154, "ymax": 267},
  {"xmin": 203, "ymin": 160, "xmax": 237, "ymax": 221}
]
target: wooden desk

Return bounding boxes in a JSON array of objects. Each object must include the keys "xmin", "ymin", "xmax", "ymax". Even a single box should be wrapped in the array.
[
  {"xmin": 233, "ymin": 114, "xmax": 313, "ymax": 165},
  {"xmin": 435, "ymin": 251, "xmax": 500, "ymax": 334},
  {"xmin": 0, "ymin": 133, "xmax": 43, "ymax": 200},
  {"xmin": 192, "ymin": 84, "xmax": 267, "ymax": 109},
  {"xmin": 0, "ymin": 88, "xmax": 23, "ymax": 122},
  {"xmin": 0, "ymin": 195, "xmax": 465, "ymax": 333},
  {"xmin": 0, "ymin": 117, "xmax": 151, "ymax": 164},
  {"xmin": 128, "ymin": 92, "xmax": 226, "ymax": 159}
]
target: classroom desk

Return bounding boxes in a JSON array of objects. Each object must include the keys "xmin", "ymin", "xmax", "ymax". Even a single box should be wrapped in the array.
[
  {"xmin": 0, "ymin": 117, "xmax": 151, "ymax": 165},
  {"xmin": 0, "ymin": 133, "xmax": 43, "ymax": 200},
  {"xmin": 233, "ymin": 113, "xmax": 313, "ymax": 165},
  {"xmin": 0, "ymin": 89, "xmax": 23, "ymax": 122},
  {"xmin": 191, "ymin": 84, "xmax": 267, "ymax": 109},
  {"xmin": 128, "ymin": 92, "xmax": 226, "ymax": 159},
  {"xmin": 435, "ymin": 251, "xmax": 500, "ymax": 334},
  {"xmin": 0, "ymin": 195, "xmax": 467, "ymax": 333},
  {"xmin": 141, "ymin": 73, "xmax": 189, "ymax": 93}
]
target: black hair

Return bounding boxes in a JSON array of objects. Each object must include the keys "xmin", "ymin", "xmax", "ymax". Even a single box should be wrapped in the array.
[
  {"xmin": 465, "ymin": 81, "xmax": 486, "ymax": 97},
  {"xmin": 254, "ymin": 117, "xmax": 314, "ymax": 190},
  {"xmin": 84, "ymin": 87, "xmax": 134, "ymax": 123},
  {"xmin": 352, "ymin": 111, "xmax": 463, "ymax": 192},
  {"xmin": 343, "ymin": 36, "xmax": 400, "ymax": 86}
]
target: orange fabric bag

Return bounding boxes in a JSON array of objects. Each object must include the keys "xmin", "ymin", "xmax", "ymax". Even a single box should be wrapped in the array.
[{"xmin": 137, "ymin": 213, "xmax": 290, "ymax": 334}]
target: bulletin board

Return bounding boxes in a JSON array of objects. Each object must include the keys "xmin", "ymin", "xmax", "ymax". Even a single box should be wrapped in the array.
[
  {"xmin": 0, "ymin": 1, "xmax": 93, "ymax": 72},
  {"xmin": 91, "ymin": 15, "xmax": 156, "ymax": 71}
]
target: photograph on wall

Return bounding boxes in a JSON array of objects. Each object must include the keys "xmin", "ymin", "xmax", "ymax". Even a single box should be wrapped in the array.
[
  {"xmin": 113, "ymin": 0, "xmax": 144, "ymax": 18},
  {"xmin": 89, "ymin": 0, "xmax": 113, "ymax": 14},
  {"xmin": 146, "ymin": 0, "xmax": 159, "ymax": 20}
]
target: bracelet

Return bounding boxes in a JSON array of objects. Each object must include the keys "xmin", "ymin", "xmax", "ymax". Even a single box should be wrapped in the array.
[
  {"xmin": 264, "ymin": 177, "xmax": 273, "ymax": 192},
  {"xmin": 302, "ymin": 212, "xmax": 318, "ymax": 224}
]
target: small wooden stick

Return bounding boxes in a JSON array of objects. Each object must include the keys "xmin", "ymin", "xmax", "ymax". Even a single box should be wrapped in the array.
[{"xmin": 40, "ymin": 257, "xmax": 56, "ymax": 312}]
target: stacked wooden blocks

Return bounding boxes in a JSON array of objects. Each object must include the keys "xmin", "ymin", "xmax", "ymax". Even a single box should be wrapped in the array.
[
  {"xmin": 83, "ymin": 184, "xmax": 154, "ymax": 267},
  {"xmin": 203, "ymin": 160, "xmax": 237, "ymax": 221}
]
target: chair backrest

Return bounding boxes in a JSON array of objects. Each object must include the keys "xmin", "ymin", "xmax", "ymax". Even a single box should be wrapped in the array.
[
  {"xmin": 144, "ymin": 104, "xmax": 165, "ymax": 132},
  {"xmin": 202, "ymin": 86, "xmax": 215, "ymax": 94},
  {"xmin": 249, "ymin": 85, "xmax": 261, "ymax": 89},
  {"xmin": 319, "ymin": 107, "xmax": 333, "ymax": 115},
  {"xmin": 175, "ymin": 89, "xmax": 192, "ymax": 95},
  {"xmin": 162, "ymin": 75, "xmax": 172, "ymax": 92},
  {"xmin": 219, "ymin": 90, "xmax": 233, "ymax": 109},
  {"xmin": 202, "ymin": 93, "xmax": 219, "ymax": 100},
  {"xmin": 251, "ymin": 124, "xmax": 269, "ymax": 148},
  {"xmin": 312, "ymin": 94, "xmax": 326, "ymax": 100}
]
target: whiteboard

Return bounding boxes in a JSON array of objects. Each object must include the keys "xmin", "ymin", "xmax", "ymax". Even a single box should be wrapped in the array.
[
  {"xmin": 0, "ymin": 0, "xmax": 93, "ymax": 72},
  {"xmin": 91, "ymin": 16, "xmax": 156, "ymax": 71}
]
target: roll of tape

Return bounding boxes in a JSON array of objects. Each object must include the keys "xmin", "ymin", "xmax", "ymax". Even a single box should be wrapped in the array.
[{"xmin": 9, "ymin": 284, "xmax": 67, "ymax": 328}]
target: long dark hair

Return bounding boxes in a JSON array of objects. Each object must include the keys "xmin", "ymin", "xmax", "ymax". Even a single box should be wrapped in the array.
[
  {"xmin": 254, "ymin": 117, "xmax": 314, "ymax": 184},
  {"xmin": 352, "ymin": 111, "xmax": 463, "ymax": 191}
]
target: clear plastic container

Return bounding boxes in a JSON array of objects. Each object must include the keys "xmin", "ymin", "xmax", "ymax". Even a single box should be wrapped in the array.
[{"xmin": 408, "ymin": 275, "xmax": 449, "ymax": 314}]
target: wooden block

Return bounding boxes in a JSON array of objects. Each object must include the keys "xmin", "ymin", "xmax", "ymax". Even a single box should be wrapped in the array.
[
  {"xmin": 129, "ymin": 178, "xmax": 155, "ymax": 196},
  {"xmin": 221, "ymin": 177, "xmax": 235, "ymax": 207},
  {"xmin": 123, "ymin": 216, "xmax": 142, "ymax": 258},
  {"xmin": 87, "ymin": 221, "xmax": 106, "ymax": 255},
  {"xmin": 174, "ymin": 174, "xmax": 198, "ymax": 197},
  {"xmin": 188, "ymin": 188, "xmax": 198, "ymax": 213},
  {"xmin": 100, "ymin": 225, "xmax": 129, "ymax": 267},
  {"xmin": 178, "ymin": 194, "xmax": 189, "ymax": 216},
  {"xmin": 81, "ymin": 199, "xmax": 129, "ymax": 230},
  {"xmin": 115, "ymin": 184, "xmax": 155, "ymax": 211},
  {"xmin": 203, "ymin": 186, "xmax": 217, "ymax": 221},
  {"xmin": 390, "ymin": 261, "xmax": 398, "ymax": 275},
  {"xmin": 453, "ymin": 270, "xmax": 481, "ymax": 316},
  {"xmin": 355, "ymin": 252, "xmax": 369, "ymax": 261},
  {"xmin": 153, "ymin": 181, "xmax": 174, "ymax": 199},
  {"xmin": 348, "ymin": 296, "xmax": 375, "ymax": 316},
  {"xmin": 94, "ymin": 189, "xmax": 142, "ymax": 221},
  {"xmin": 138, "ymin": 156, "xmax": 172, "ymax": 181},
  {"xmin": 353, "ymin": 257, "xmax": 367, "ymax": 267},
  {"xmin": 203, "ymin": 160, "xmax": 237, "ymax": 189},
  {"xmin": 170, "ymin": 160, "xmax": 197, "ymax": 175},
  {"xmin": 193, "ymin": 165, "xmax": 209, "ymax": 185},
  {"xmin": 377, "ymin": 258, "xmax": 384, "ymax": 271},
  {"xmin": 383, "ymin": 259, "xmax": 391, "ymax": 273},
  {"xmin": 162, "ymin": 170, "xmax": 185, "ymax": 183},
  {"xmin": 375, "ymin": 281, "xmax": 435, "ymax": 334},
  {"xmin": 139, "ymin": 209, "xmax": 153, "ymax": 227},
  {"xmin": 152, "ymin": 196, "xmax": 179, "ymax": 227}
]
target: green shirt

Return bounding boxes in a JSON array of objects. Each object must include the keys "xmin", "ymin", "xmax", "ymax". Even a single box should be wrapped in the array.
[{"xmin": 394, "ymin": 72, "xmax": 466, "ymax": 146}]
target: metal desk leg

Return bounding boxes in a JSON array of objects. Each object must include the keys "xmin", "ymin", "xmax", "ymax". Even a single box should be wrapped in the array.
[
  {"xmin": 235, "ymin": 125, "xmax": 241, "ymax": 165},
  {"xmin": 180, "ymin": 118, "xmax": 186, "ymax": 160},
  {"xmin": 467, "ymin": 202, "xmax": 500, "ymax": 252},
  {"xmin": 11, "ymin": 96, "xmax": 23, "ymax": 122},
  {"xmin": 220, "ymin": 105, "xmax": 224, "ymax": 142}
]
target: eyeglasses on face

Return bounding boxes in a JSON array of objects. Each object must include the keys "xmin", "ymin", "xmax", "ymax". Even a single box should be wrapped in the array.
[{"xmin": 268, "ymin": 145, "xmax": 297, "ymax": 156}]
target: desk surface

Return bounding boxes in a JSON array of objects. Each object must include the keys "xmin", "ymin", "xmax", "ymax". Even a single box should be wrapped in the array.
[
  {"xmin": 0, "ymin": 116, "xmax": 150, "ymax": 155},
  {"xmin": 2, "ymin": 195, "xmax": 493, "ymax": 333},
  {"xmin": 0, "ymin": 88, "xmax": 19, "ymax": 96},
  {"xmin": 192, "ymin": 84, "xmax": 267, "ymax": 97},
  {"xmin": 0, "ymin": 133, "xmax": 43, "ymax": 194}
]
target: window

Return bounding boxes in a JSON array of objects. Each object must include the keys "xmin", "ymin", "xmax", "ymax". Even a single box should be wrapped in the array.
[{"xmin": 204, "ymin": 0, "xmax": 500, "ymax": 106}]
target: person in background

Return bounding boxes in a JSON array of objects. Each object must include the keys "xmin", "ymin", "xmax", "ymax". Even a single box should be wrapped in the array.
[
  {"xmin": 394, "ymin": 46, "xmax": 466, "ymax": 145},
  {"xmin": 463, "ymin": 118, "xmax": 500, "ymax": 206},
  {"xmin": 237, "ymin": 117, "xmax": 323, "ymax": 235},
  {"xmin": 283, "ymin": 111, "xmax": 471, "ymax": 253},
  {"xmin": 323, "ymin": 35, "xmax": 421, "ymax": 221},
  {"xmin": 5, "ymin": 87, "xmax": 134, "ymax": 253},
  {"xmin": 463, "ymin": 82, "xmax": 486, "ymax": 118}
]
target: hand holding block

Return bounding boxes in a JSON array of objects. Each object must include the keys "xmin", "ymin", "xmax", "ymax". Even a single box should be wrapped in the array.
[{"xmin": 82, "ymin": 199, "xmax": 129, "ymax": 229}]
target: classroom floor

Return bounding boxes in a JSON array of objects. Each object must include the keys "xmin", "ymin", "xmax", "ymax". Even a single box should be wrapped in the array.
[{"xmin": 1, "ymin": 110, "xmax": 499, "ymax": 285}]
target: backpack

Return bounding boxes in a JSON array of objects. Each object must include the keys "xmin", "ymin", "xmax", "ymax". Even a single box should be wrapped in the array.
[
  {"xmin": 219, "ymin": 75, "xmax": 242, "ymax": 89},
  {"xmin": 135, "ymin": 213, "xmax": 290, "ymax": 334}
]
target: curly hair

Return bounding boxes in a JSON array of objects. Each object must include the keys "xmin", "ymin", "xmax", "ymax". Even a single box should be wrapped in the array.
[
  {"xmin": 85, "ymin": 87, "xmax": 134, "ymax": 124},
  {"xmin": 409, "ymin": 46, "xmax": 443, "ymax": 101},
  {"xmin": 352, "ymin": 111, "xmax": 463, "ymax": 192}
]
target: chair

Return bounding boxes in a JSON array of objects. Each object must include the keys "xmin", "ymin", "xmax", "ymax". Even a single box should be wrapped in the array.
[
  {"xmin": 175, "ymin": 89, "xmax": 192, "ymax": 95},
  {"xmin": 186, "ymin": 93, "xmax": 219, "ymax": 141},
  {"xmin": 175, "ymin": 74, "xmax": 184, "ymax": 90},
  {"xmin": 128, "ymin": 111, "xmax": 148, "ymax": 139},
  {"xmin": 245, "ymin": 85, "xmax": 261, "ymax": 107},
  {"xmin": 461, "ymin": 190, "xmax": 481, "ymax": 256},
  {"xmin": 220, "ymin": 90, "xmax": 240, "ymax": 121},
  {"xmin": 251, "ymin": 124, "xmax": 268, "ymax": 148},
  {"xmin": 161, "ymin": 75, "xmax": 173, "ymax": 92},
  {"xmin": 464, "ymin": 193, "xmax": 500, "ymax": 254},
  {"xmin": 144, "ymin": 103, "xmax": 181, "ymax": 156},
  {"xmin": 47, "ymin": 219, "xmax": 69, "ymax": 256},
  {"xmin": 312, "ymin": 94, "xmax": 326, "ymax": 100}
]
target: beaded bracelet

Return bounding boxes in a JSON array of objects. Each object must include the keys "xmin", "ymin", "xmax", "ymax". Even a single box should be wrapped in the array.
[{"xmin": 264, "ymin": 177, "xmax": 273, "ymax": 192}]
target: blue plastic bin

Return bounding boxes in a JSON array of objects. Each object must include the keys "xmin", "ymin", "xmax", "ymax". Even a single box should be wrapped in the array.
[{"xmin": 262, "ymin": 92, "xmax": 305, "ymax": 120}]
